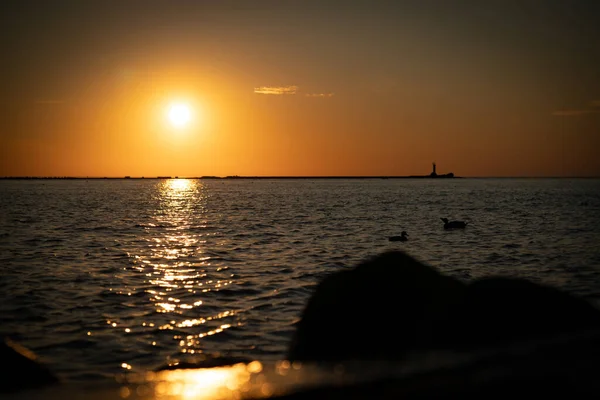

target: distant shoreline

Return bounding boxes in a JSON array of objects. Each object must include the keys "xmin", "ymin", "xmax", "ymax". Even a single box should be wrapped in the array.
[
  {"xmin": 1, "ymin": 176, "xmax": 598, "ymax": 180},
  {"xmin": 0, "ymin": 175, "xmax": 463, "ymax": 180}
]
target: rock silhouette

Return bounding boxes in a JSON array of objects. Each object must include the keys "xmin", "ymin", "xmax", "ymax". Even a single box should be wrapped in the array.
[
  {"xmin": 288, "ymin": 251, "xmax": 600, "ymax": 362},
  {"xmin": 0, "ymin": 337, "xmax": 59, "ymax": 393}
]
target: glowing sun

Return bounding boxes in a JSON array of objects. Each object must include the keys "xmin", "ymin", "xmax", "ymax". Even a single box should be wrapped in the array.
[{"xmin": 167, "ymin": 103, "xmax": 191, "ymax": 127}]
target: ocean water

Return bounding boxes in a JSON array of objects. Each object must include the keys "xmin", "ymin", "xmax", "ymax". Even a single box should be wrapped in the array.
[{"xmin": 1, "ymin": 178, "xmax": 599, "ymax": 383}]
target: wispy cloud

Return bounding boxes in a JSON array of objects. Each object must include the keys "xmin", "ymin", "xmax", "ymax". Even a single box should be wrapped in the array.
[
  {"xmin": 305, "ymin": 93, "xmax": 335, "ymax": 98},
  {"xmin": 254, "ymin": 86, "xmax": 298, "ymax": 95},
  {"xmin": 253, "ymin": 86, "xmax": 335, "ymax": 98},
  {"xmin": 553, "ymin": 110, "xmax": 596, "ymax": 116},
  {"xmin": 553, "ymin": 100, "xmax": 600, "ymax": 117},
  {"xmin": 34, "ymin": 100, "xmax": 65, "ymax": 105}
]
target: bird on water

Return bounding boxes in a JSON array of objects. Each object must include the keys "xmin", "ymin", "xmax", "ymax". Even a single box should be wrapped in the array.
[
  {"xmin": 441, "ymin": 218, "xmax": 468, "ymax": 229},
  {"xmin": 389, "ymin": 231, "xmax": 409, "ymax": 242}
]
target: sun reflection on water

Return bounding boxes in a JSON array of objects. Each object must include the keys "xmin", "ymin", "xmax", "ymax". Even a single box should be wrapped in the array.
[
  {"xmin": 167, "ymin": 178, "xmax": 194, "ymax": 195},
  {"xmin": 107, "ymin": 178, "xmax": 241, "ymax": 371},
  {"xmin": 120, "ymin": 362, "xmax": 264, "ymax": 400},
  {"xmin": 150, "ymin": 179, "xmax": 204, "ymax": 316}
]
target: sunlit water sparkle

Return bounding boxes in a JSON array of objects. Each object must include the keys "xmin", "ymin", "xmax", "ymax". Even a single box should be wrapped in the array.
[{"xmin": 1, "ymin": 178, "xmax": 599, "ymax": 383}]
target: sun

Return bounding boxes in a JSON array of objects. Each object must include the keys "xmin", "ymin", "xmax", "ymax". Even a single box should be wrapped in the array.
[{"xmin": 167, "ymin": 103, "xmax": 191, "ymax": 128}]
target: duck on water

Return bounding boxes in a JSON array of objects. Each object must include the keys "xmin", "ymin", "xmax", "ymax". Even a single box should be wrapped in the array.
[
  {"xmin": 441, "ymin": 218, "xmax": 468, "ymax": 229},
  {"xmin": 389, "ymin": 231, "xmax": 409, "ymax": 242}
]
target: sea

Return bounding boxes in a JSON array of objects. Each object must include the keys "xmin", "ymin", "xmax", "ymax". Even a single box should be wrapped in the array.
[{"xmin": 1, "ymin": 177, "xmax": 600, "ymax": 384}]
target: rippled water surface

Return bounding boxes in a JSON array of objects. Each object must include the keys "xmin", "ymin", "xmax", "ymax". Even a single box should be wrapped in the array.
[{"xmin": 1, "ymin": 178, "xmax": 599, "ymax": 382}]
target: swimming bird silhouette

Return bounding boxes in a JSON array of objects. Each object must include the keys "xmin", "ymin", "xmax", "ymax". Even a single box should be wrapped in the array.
[
  {"xmin": 389, "ymin": 231, "xmax": 409, "ymax": 242},
  {"xmin": 441, "ymin": 218, "xmax": 468, "ymax": 229}
]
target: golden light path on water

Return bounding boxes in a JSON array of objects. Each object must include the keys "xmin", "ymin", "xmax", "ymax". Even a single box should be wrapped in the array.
[
  {"xmin": 117, "ymin": 179, "xmax": 237, "ymax": 371},
  {"xmin": 117, "ymin": 360, "xmax": 373, "ymax": 400},
  {"xmin": 118, "ymin": 361, "xmax": 277, "ymax": 400}
]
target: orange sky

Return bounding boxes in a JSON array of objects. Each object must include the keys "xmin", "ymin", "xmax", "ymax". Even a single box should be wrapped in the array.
[{"xmin": 1, "ymin": 1, "xmax": 599, "ymax": 177}]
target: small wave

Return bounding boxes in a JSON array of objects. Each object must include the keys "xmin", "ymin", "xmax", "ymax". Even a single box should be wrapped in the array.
[
  {"xmin": 206, "ymin": 287, "xmax": 263, "ymax": 297},
  {"xmin": 135, "ymin": 223, "xmax": 170, "ymax": 229}
]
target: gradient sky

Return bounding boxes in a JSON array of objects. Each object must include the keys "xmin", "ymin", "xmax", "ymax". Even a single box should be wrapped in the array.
[{"xmin": 1, "ymin": 0, "xmax": 599, "ymax": 177}]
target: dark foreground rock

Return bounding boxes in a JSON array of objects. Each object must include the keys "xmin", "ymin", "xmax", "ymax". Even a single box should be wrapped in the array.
[
  {"xmin": 288, "ymin": 251, "xmax": 600, "ymax": 362},
  {"xmin": 0, "ymin": 337, "xmax": 59, "ymax": 393}
]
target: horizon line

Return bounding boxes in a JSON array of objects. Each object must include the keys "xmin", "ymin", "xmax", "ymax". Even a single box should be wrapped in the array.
[{"xmin": 1, "ymin": 175, "xmax": 599, "ymax": 180}]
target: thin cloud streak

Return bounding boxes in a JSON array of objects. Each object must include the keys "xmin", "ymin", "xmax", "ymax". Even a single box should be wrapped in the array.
[
  {"xmin": 305, "ymin": 93, "xmax": 334, "ymax": 98},
  {"xmin": 254, "ymin": 86, "xmax": 298, "ymax": 95},
  {"xmin": 553, "ymin": 110, "xmax": 595, "ymax": 116},
  {"xmin": 553, "ymin": 100, "xmax": 600, "ymax": 117}
]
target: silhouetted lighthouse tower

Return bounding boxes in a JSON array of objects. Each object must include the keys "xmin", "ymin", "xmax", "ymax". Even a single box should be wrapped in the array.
[{"xmin": 431, "ymin": 162, "xmax": 437, "ymax": 177}]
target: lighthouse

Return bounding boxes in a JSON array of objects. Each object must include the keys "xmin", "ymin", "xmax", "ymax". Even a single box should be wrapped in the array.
[{"xmin": 430, "ymin": 162, "xmax": 437, "ymax": 177}]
